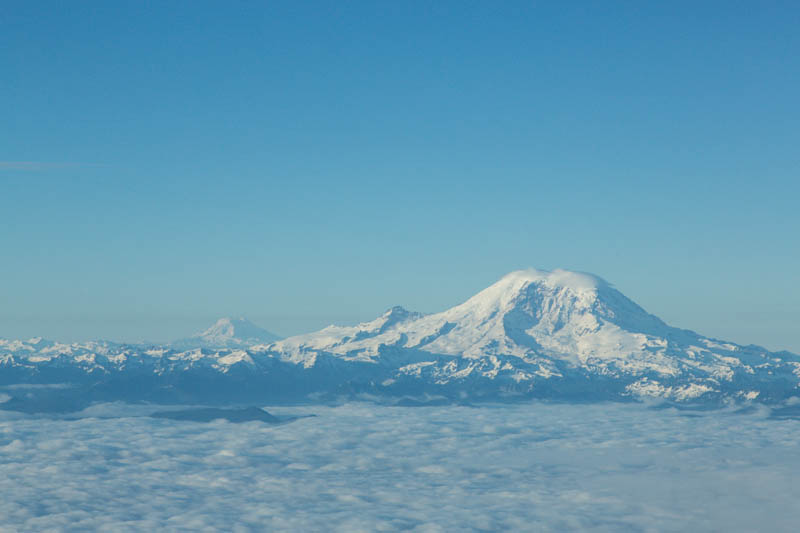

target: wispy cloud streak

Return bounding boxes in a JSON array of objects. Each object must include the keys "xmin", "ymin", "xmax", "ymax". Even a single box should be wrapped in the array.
[{"xmin": 0, "ymin": 161, "xmax": 104, "ymax": 171}]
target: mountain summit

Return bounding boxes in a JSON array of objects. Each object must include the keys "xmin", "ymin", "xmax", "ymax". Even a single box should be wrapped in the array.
[
  {"xmin": 275, "ymin": 268, "xmax": 679, "ymax": 363},
  {"xmin": 2, "ymin": 268, "xmax": 799, "ymax": 407},
  {"xmin": 268, "ymin": 268, "xmax": 794, "ymax": 401}
]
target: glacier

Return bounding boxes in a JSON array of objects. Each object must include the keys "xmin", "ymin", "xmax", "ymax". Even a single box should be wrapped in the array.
[{"xmin": 2, "ymin": 268, "xmax": 799, "ymax": 409}]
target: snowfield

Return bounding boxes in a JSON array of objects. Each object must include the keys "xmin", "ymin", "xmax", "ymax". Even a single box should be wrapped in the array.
[{"xmin": 2, "ymin": 401, "xmax": 800, "ymax": 531}]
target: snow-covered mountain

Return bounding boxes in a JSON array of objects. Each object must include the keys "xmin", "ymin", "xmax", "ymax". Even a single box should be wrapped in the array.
[
  {"xmin": 2, "ymin": 269, "xmax": 799, "ymax": 409},
  {"xmin": 172, "ymin": 317, "xmax": 282, "ymax": 349}
]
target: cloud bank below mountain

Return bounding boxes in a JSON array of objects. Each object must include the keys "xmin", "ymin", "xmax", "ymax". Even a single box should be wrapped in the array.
[{"xmin": 1, "ymin": 402, "xmax": 799, "ymax": 531}]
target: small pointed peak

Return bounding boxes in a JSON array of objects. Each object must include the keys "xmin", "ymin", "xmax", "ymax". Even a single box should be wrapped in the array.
[
  {"xmin": 377, "ymin": 306, "xmax": 422, "ymax": 333},
  {"xmin": 384, "ymin": 305, "xmax": 410, "ymax": 317},
  {"xmin": 382, "ymin": 305, "xmax": 425, "ymax": 322}
]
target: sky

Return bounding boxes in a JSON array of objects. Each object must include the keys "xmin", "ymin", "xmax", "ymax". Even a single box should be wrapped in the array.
[{"xmin": 2, "ymin": 1, "xmax": 799, "ymax": 351}]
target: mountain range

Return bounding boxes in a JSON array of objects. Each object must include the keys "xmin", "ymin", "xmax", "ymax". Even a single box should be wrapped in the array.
[{"xmin": 2, "ymin": 269, "xmax": 798, "ymax": 409}]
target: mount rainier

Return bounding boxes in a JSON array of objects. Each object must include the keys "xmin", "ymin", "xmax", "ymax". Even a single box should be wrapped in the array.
[{"xmin": 2, "ymin": 269, "xmax": 799, "ymax": 409}]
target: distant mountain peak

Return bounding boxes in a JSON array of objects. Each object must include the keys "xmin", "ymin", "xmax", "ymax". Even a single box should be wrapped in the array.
[
  {"xmin": 173, "ymin": 317, "xmax": 281, "ymax": 349},
  {"xmin": 201, "ymin": 317, "xmax": 256, "ymax": 338}
]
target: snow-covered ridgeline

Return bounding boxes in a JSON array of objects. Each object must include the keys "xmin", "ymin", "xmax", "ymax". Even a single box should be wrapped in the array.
[{"xmin": 2, "ymin": 269, "xmax": 799, "ymax": 404}]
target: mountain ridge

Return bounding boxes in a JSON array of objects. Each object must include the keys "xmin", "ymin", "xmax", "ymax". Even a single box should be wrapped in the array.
[{"xmin": 2, "ymin": 269, "xmax": 798, "ymax": 408}]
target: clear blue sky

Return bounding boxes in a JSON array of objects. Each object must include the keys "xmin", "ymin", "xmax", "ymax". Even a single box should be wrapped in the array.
[{"xmin": 2, "ymin": 1, "xmax": 799, "ymax": 351}]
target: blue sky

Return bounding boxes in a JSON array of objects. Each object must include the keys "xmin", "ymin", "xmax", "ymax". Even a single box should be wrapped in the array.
[{"xmin": 2, "ymin": 1, "xmax": 799, "ymax": 350}]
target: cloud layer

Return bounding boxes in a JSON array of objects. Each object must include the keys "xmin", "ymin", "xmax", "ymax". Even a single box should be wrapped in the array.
[{"xmin": 1, "ymin": 402, "xmax": 800, "ymax": 531}]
